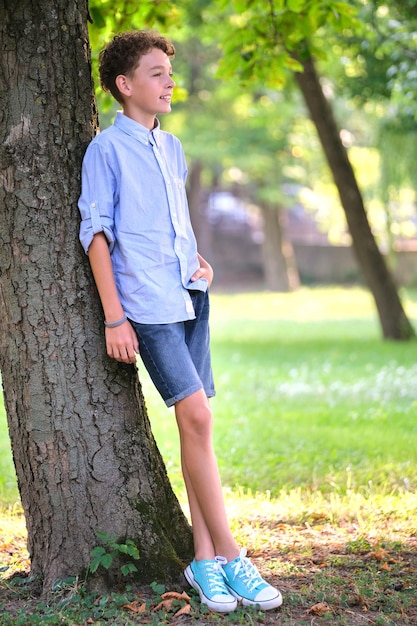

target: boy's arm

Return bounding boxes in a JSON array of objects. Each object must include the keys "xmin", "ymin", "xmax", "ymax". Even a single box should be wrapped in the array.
[
  {"xmin": 88, "ymin": 232, "xmax": 139, "ymax": 364},
  {"xmin": 191, "ymin": 253, "xmax": 214, "ymax": 288}
]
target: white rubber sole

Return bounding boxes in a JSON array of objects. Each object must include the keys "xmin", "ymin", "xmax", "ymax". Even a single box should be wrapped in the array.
[{"xmin": 226, "ymin": 585, "xmax": 283, "ymax": 610}]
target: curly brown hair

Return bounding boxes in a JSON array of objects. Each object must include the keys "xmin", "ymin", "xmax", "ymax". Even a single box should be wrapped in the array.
[{"xmin": 99, "ymin": 30, "xmax": 175, "ymax": 103}]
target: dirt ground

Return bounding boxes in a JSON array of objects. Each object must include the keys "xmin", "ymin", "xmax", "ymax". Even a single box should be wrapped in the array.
[{"xmin": 1, "ymin": 516, "xmax": 416, "ymax": 625}]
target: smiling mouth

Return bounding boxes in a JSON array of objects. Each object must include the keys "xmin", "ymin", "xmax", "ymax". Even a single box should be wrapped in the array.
[{"xmin": 160, "ymin": 95, "xmax": 171, "ymax": 101}]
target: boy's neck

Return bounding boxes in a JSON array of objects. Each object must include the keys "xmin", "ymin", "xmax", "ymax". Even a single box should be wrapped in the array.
[{"xmin": 121, "ymin": 108, "xmax": 157, "ymax": 130}]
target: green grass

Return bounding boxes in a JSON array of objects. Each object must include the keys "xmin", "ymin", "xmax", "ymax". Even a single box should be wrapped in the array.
[
  {"xmin": 1, "ymin": 286, "xmax": 416, "ymax": 507},
  {"xmin": 143, "ymin": 286, "xmax": 417, "ymax": 499},
  {"xmin": 0, "ymin": 405, "xmax": 18, "ymax": 508}
]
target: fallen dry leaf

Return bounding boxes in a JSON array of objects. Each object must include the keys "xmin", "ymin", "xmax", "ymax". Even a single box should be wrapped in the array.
[
  {"xmin": 367, "ymin": 549, "xmax": 388, "ymax": 561},
  {"xmin": 161, "ymin": 591, "xmax": 191, "ymax": 602},
  {"xmin": 347, "ymin": 593, "xmax": 368, "ymax": 608},
  {"xmin": 174, "ymin": 603, "xmax": 193, "ymax": 618},
  {"xmin": 154, "ymin": 599, "xmax": 175, "ymax": 611},
  {"xmin": 307, "ymin": 602, "xmax": 331, "ymax": 616},
  {"xmin": 123, "ymin": 601, "xmax": 147, "ymax": 613}
]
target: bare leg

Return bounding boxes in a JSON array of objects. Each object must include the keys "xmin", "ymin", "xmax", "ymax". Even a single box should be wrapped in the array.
[{"xmin": 175, "ymin": 389, "xmax": 239, "ymax": 561}]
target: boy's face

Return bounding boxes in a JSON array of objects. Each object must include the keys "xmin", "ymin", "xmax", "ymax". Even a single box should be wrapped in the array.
[{"xmin": 116, "ymin": 47, "xmax": 175, "ymax": 128}]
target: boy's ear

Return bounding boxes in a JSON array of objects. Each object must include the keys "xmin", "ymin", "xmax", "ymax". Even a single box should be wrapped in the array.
[{"xmin": 115, "ymin": 74, "xmax": 131, "ymax": 97}]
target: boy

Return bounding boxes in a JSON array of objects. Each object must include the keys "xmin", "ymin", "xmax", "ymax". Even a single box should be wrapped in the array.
[{"xmin": 78, "ymin": 30, "xmax": 282, "ymax": 613}]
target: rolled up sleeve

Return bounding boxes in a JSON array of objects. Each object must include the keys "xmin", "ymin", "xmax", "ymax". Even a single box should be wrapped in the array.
[{"xmin": 78, "ymin": 141, "xmax": 117, "ymax": 254}]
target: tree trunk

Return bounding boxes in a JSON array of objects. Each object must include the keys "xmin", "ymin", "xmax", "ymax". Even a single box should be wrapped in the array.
[
  {"xmin": 0, "ymin": 0, "xmax": 193, "ymax": 596},
  {"xmin": 187, "ymin": 159, "xmax": 213, "ymax": 261},
  {"xmin": 294, "ymin": 55, "xmax": 415, "ymax": 340},
  {"xmin": 259, "ymin": 203, "xmax": 300, "ymax": 292}
]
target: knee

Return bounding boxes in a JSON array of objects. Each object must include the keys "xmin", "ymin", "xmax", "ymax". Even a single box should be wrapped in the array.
[
  {"xmin": 189, "ymin": 404, "xmax": 213, "ymax": 437},
  {"xmin": 176, "ymin": 399, "xmax": 213, "ymax": 439}
]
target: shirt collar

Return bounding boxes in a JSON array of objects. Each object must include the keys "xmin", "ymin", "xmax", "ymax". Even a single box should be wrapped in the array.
[{"xmin": 114, "ymin": 111, "xmax": 161, "ymax": 146}]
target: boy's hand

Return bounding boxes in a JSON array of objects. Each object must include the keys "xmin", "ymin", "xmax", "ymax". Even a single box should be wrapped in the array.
[
  {"xmin": 191, "ymin": 266, "xmax": 213, "ymax": 287},
  {"xmin": 105, "ymin": 320, "xmax": 139, "ymax": 364},
  {"xmin": 191, "ymin": 255, "xmax": 213, "ymax": 287}
]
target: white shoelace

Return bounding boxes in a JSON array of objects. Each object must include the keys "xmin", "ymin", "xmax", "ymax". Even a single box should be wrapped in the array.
[
  {"xmin": 228, "ymin": 548, "xmax": 265, "ymax": 592},
  {"xmin": 203, "ymin": 559, "xmax": 229, "ymax": 594}
]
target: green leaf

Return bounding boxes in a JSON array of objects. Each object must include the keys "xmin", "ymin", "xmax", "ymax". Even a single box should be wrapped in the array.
[
  {"xmin": 90, "ymin": 546, "xmax": 106, "ymax": 558},
  {"xmin": 283, "ymin": 56, "xmax": 304, "ymax": 72},
  {"xmin": 286, "ymin": 0, "xmax": 305, "ymax": 13},
  {"xmin": 100, "ymin": 553, "xmax": 114, "ymax": 570},
  {"xmin": 121, "ymin": 563, "xmax": 138, "ymax": 576},
  {"xmin": 150, "ymin": 581, "xmax": 165, "ymax": 596},
  {"xmin": 115, "ymin": 540, "xmax": 140, "ymax": 559},
  {"xmin": 125, "ymin": 543, "xmax": 140, "ymax": 560},
  {"xmin": 95, "ymin": 531, "xmax": 117, "ymax": 548},
  {"xmin": 90, "ymin": 554, "xmax": 104, "ymax": 574}
]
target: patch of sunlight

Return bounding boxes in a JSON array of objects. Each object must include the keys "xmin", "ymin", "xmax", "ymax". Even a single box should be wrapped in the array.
[{"xmin": 210, "ymin": 287, "xmax": 378, "ymax": 323}]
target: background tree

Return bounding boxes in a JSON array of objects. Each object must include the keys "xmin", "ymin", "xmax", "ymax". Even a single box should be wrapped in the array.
[
  {"xmin": 335, "ymin": 0, "xmax": 417, "ymax": 258},
  {"xmin": 0, "ymin": 0, "xmax": 193, "ymax": 596},
  {"xmin": 209, "ymin": 0, "xmax": 415, "ymax": 339}
]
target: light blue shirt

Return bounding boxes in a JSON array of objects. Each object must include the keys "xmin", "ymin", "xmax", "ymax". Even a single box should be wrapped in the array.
[{"xmin": 78, "ymin": 112, "xmax": 207, "ymax": 324}]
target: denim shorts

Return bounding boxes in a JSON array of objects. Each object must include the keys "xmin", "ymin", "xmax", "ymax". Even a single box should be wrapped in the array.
[{"xmin": 129, "ymin": 290, "xmax": 215, "ymax": 407}]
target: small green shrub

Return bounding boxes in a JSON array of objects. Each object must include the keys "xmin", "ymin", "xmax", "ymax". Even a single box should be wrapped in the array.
[{"xmin": 89, "ymin": 531, "xmax": 140, "ymax": 577}]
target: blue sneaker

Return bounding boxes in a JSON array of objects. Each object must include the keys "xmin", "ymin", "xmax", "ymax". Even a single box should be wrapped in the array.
[
  {"xmin": 184, "ymin": 558, "xmax": 238, "ymax": 613},
  {"xmin": 220, "ymin": 549, "xmax": 283, "ymax": 610}
]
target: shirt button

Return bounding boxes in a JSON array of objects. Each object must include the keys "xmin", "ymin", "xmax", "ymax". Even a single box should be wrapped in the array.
[{"xmin": 91, "ymin": 202, "xmax": 96, "ymax": 208}]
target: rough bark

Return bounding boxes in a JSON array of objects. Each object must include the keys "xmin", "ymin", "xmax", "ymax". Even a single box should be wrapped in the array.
[
  {"xmin": 294, "ymin": 55, "xmax": 415, "ymax": 340},
  {"xmin": 259, "ymin": 202, "xmax": 300, "ymax": 292},
  {"xmin": 0, "ymin": 0, "xmax": 193, "ymax": 595}
]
